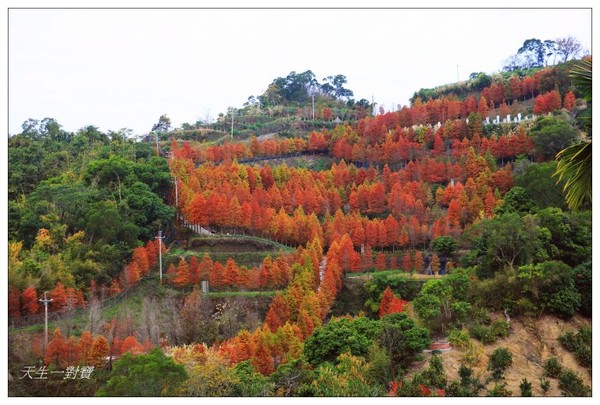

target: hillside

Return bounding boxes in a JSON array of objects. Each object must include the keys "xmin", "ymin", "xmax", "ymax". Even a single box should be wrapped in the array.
[
  {"xmin": 409, "ymin": 315, "xmax": 591, "ymax": 396},
  {"xmin": 8, "ymin": 59, "xmax": 592, "ymax": 397}
]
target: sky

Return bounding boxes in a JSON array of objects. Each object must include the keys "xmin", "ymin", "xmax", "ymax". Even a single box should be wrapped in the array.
[{"xmin": 7, "ymin": 7, "xmax": 593, "ymax": 136}]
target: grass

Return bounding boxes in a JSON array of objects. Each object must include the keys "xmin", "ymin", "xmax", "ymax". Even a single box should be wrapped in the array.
[
  {"xmin": 12, "ymin": 278, "xmax": 157, "ymax": 334},
  {"xmin": 206, "ymin": 291, "xmax": 278, "ymax": 298},
  {"xmin": 193, "ymin": 233, "xmax": 295, "ymax": 251},
  {"xmin": 166, "ymin": 250, "xmax": 280, "ymax": 269},
  {"xmin": 345, "ymin": 269, "xmax": 414, "ymax": 279}
]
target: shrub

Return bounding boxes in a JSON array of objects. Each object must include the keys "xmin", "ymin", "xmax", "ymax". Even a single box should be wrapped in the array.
[
  {"xmin": 558, "ymin": 327, "xmax": 592, "ymax": 373},
  {"xmin": 448, "ymin": 329, "xmax": 470, "ymax": 349},
  {"xmin": 543, "ymin": 357, "xmax": 563, "ymax": 378},
  {"xmin": 519, "ymin": 378, "xmax": 533, "ymax": 397},
  {"xmin": 489, "ymin": 320, "xmax": 510, "ymax": 339},
  {"xmin": 487, "ymin": 382, "xmax": 512, "ymax": 397},
  {"xmin": 462, "ymin": 341, "xmax": 483, "ymax": 366},
  {"xmin": 420, "ymin": 354, "xmax": 447, "ymax": 389},
  {"xmin": 540, "ymin": 377, "xmax": 551, "ymax": 394},
  {"xmin": 558, "ymin": 369, "xmax": 591, "ymax": 397},
  {"xmin": 470, "ymin": 325, "xmax": 494, "ymax": 344},
  {"xmin": 488, "ymin": 348, "xmax": 513, "ymax": 380}
]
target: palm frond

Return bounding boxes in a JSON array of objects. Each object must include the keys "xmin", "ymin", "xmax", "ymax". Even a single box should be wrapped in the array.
[
  {"xmin": 554, "ymin": 141, "xmax": 592, "ymax": 210},
  {"xmin": 568, "ymin": 59, "xmax": 592, "ymax": 101}
]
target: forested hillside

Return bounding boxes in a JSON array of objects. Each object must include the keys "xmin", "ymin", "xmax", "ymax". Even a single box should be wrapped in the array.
[{"xmin": 8, "ymin": 55, "xmax": 592, "ymax": 397}]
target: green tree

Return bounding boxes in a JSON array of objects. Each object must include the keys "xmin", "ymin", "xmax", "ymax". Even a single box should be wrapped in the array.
[
  {"xmin": 303, "ymin": 316, "xmax": 381, "ymax": 366},
  {"xmin": 377, "ymin": 313, "xmax": 430, "ymax": 376},
  {"xmin": 573, "ymin": 261, "xmax": 591, "ymax": 317},
  {"xmin": 488, "ymin": 347, "xmax": 513, "ymax": 380},
  {"xmin": 420, "ymin": 354, "xmax": 447, "ymax": 389},
  {"xmin": 232, "ymin": 361, "xmax": 274, "ymax": 396},
  {"xmin": 495, "ymin": 186, "xmax": 537, "ymax": 215},
  {"xmin": 97, "ymin": 348, "xmax": 188, "ymax": 396},
  {"xmin": 467, "ymin": 213, "xmax": 551, "ymax": 278},
  {"xmin": 413, "ymin": 293, "xmax": 442, "ymax": 329},
  {"xmin": 152, "ymin": 114, "xmax": 172, "ymax": 132},
  {"xmin": 516, "ymin": 162, "xmax": 566, "ymax": 209},
  {"xmin": 530, "ymin": 115, "xmax": 579, "ymax": 161}
]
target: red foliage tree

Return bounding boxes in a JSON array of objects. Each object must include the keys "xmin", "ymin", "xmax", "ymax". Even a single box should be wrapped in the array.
[
  {"xmin": 124, "ymin": 262, "xmax": 141, "ymax": 288},
  {"xmin": 132, "ymin": 246, "xmax": 150, "ymax": 277},
  {"xmin": 44, "ymin": 328, "xmax": 68, "ymax": 366},
  {"xmin": 563, "ymin": 91, "xmax": 576, "ymax": 111},
  {"xmin": 223, "ymin": 258, "xmax": 241, "ymax": 287},
  {"xmin": 8, "ymin": 287, "xmax": 21, "ymax": 317},
  {"xmin": 533, "ymin": 94, "xmax": 547, "ymax": 114},
  {"xmin": 21, "ymin": 287, "xmax": 39, "ymax": 315},
  {"xmin": 401, "ymin": 251, "xmax": 412, "ymax": 272},
  {"xmin": 174, "ymin": 258, "xmax": 192, "ymax": 287},
  {"xmin": 545, "ymin": 90, "xmax": 562, "ymax": 111},
  {"xmin": 413, "ymin": 251, "xmax": 424, "ymax": 273},
  {"xmin": 478, "ymin": 96, "xmax": 489, "ymax": 117},
  {"xmin": 375, "ymin": 253, "xmax": 386, "ymax": 271},
  {"xmin": 121, "ymin": 335, "xmax": 144, "ymax": 355},
  {"xmin": 78, "ymin": 331, "xmax": 94, "ymax": 364},
  {"xmin": 166, "ymin": 263, "xmax": 177, "ymax": 284},
  {"xmin": 210, "ymin": 262, "xmax": 225, "ymax": 287},
  {"xmin": 379, "ymin": 287, "xmax": 407, "ymax": 318},
  {"xmin": 49, "ymin": 282, "xmax": 68, "ymax": 311},
  {"xmin": 89, "ymin": 335, "xmax": 110, "ymax": 368},
  {"xmin": 108, "ymin": 279, "xmax": 121, "ymax": 296},
  {"xmin": 499, "ymin": 101, "xmax": 510, "ymax": 117}
]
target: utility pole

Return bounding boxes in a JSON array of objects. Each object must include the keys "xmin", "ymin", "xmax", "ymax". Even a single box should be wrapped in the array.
[
  {"xmin": 155, "ymin": 131, "xmax": 160, "ymax": 155},
  {"xmin": 174, "ymin": 177, "xmax": 179, "ymax": 208},
  {"xmin": 156, "ymin": 230, "xmax": 164, "ymax": 285},
  {"xmin": 230, "ymin": 108, "xmax": 235, "ymax": 139},
  {"xmin": 371, "ymin": 95, "xmax": 375, "ymax": 116},
  {"xmin": 39, "ymin": 292, "xmax": 53, "ymax": 352}
]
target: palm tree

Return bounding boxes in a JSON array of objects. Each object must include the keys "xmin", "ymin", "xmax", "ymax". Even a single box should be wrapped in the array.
[{"xmin": 554, "ymin": 58, "xmax": 591, "ymax": 210}]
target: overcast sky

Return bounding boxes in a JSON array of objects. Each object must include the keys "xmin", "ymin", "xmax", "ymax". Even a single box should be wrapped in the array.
[{"xmin": 8, "ymin": 8, "xmax": 592, "ymax": 136}]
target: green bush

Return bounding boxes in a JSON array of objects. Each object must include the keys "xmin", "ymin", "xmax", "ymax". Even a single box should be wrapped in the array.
[
  {"xmin": 558, "ymin": 369, "xmax": 591, "ymax": 397},
  {"xmin": 470, "ymin": 320, "xmax": 509, "ymax": 345},
  {"xmin": 540, "ymin": 377, "xmax": 551, "ymax": 394},
  {"xmin": 490, "ymin": 320, "xmax": 510, "ymax": 338},
  {"xmin": 470, "ymin": 325, "xmax": 494, "ymax": 344},
  {"xmin": 519, "ymin": 378, "xmax": 533, "ymax": 397},
  {"xmin": 543, "ymin": 357, "xmax": 563, "ymax": 378},
  {"xmin": 558, "ymin": 327, "xmax": 592, "ymax": 373},
  {"xmin": 448, "ymin": 329, "xmax": 470, "ymax": 349},
  {"xmin": 487, "ymin": 382, "xmax": 512, "ymax": 397},
  {"xmin": 488, "ymin": 348, "xmax": 513, "ymax": 380}
]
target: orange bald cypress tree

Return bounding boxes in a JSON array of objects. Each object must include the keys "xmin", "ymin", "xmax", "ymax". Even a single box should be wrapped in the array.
[
  {"xmin": 78, "ymin": 331, "xmax": 94, "ymax": 364},
  {"xmin": 121, "ymin": 335, "xmax": 144, "ymax": 355},
  {"xmin": 21, "ymin": 287, "xmax": 39, "ymax": 315},
  {"xmin": 44, "ymin": 328, "xmax": 68, "ymax": 366},
  {"xmin": 8, "ymin": 287, "xmax": 21, "ymax": 317},
  {"xmin": 375, "ymin": 253, "xmax": 386, "ymax": 271},
  {"xmin": 89, "ymin": 335, "xmax": 110, "ymax": 368},
  {"xmin": 132, "ymin": 246, "xmax": 150, "ymax": 277},
  {"xmin": 174, "ymin": 258, "xmax": 191, "ymax": 287}
]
